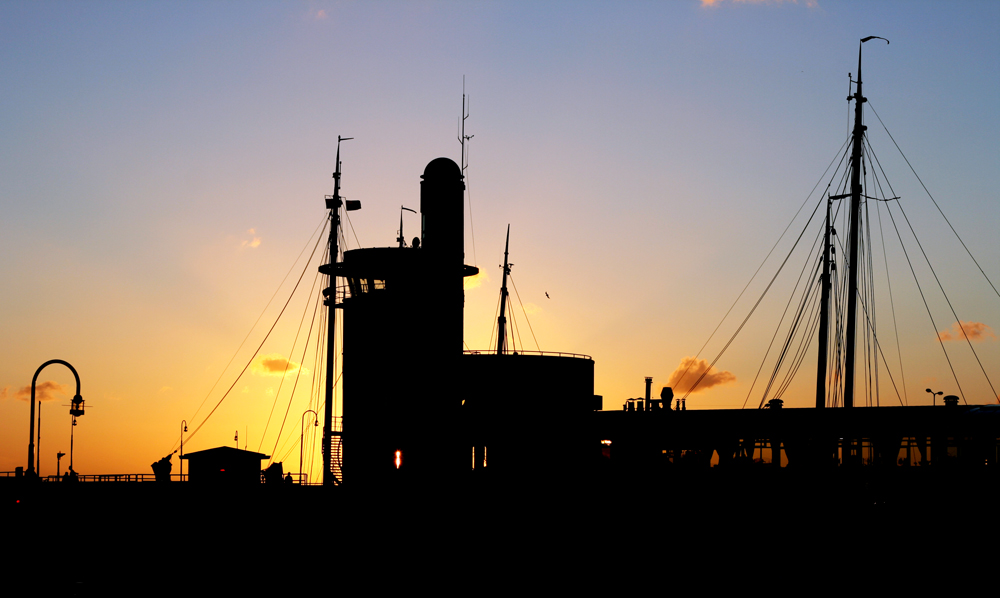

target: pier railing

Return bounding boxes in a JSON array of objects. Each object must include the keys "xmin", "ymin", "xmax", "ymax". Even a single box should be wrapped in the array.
[{"xmin": 0, "ymin": 472, "xmax": 317, "ymax": 484}]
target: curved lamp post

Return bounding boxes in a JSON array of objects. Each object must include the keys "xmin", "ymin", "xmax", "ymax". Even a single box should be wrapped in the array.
[
  {"xmin": 28, "ymin": 360, "xmax": 82, "ymax": 478},
  {"xmin": 301, "ymin": 410, "xmax": 318, "ymax": 485}
]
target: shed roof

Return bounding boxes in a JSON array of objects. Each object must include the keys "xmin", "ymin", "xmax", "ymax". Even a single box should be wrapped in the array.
[{"xmin": 181, "ymin": 446, "xmax": 270, "ymax": 460}]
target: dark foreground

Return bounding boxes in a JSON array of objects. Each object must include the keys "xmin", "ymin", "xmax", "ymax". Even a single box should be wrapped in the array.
[{"xmin": 4, "ymin": 467, "xmax": 995, "ymax": 595}]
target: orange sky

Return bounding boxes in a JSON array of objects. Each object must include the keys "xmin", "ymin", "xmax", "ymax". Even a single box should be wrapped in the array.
[{"xmin": 2, "ymin": 1, "xmax": 997, "ymax": 476}]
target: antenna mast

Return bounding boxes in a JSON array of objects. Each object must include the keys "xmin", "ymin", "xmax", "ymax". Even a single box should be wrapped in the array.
[{"xmin": 459, "ymin": 76, "xmax": 473, "ymax": 174}]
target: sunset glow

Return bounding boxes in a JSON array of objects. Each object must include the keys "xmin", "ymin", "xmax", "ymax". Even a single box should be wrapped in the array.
[{"xmin": 1, "ymin": 2, "xmax": 997, "ymax": 477}]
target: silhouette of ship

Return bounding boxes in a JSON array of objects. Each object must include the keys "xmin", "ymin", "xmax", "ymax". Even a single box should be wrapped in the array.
[
  {"xmin": 6, "ymin": 41, "xmax": 1000, "ymax": 588},
  {"xmin": 310, "ymin": 39, "xmax": 1000, "ymax": 499}
]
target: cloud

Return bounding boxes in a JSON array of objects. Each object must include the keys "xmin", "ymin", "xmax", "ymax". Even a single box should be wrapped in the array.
[
  {"xmin": 241, "ymin": 228, "xmax": 261, "ymax": 249},
  {"xmin": 315, "ymin": 9, "xmax": 327, "ymax": 19},
  {"xmin": 0, "ymin": 386, "xmax": 8, "ymax": 400},
  {"xmin": 666, "ymin": 357, "xmax": 736, "ymax": 395},
  {"xmin": 11, "ymin": 380, "xmax": 70, "ymax": 402},
  {"xmin": 464, "ymin": 269, "xmax": 490, "ymax": 290},
  {"xmin": 251, "ymin": 354, "xmax": 307, "ymax": 377},
  {"xmin": 522, "ymin": 302, "xmax": 542, "ymax": 315},
  {"xmin": 938, "ymin": 321, "xmax": 996, "ymax": 342},
  {"xmin": 701, "ymin": 0, "xmax": 818, "ymax": 7}
]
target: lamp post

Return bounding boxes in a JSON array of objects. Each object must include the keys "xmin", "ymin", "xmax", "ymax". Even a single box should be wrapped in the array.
[
  {"xmin": 180, "ymin": 420, "xmax": 188, "ymax": 482},
  {"xmin": 301, "ymin": 410, "xmax": 318, "ymax": 485},
  {"xmin": 926, "ymin": 388, "xmax": 944, "ymax": 406},
  {"xmin": 28, "ymin": 360, "xmax": 82, "ymax": 479}
]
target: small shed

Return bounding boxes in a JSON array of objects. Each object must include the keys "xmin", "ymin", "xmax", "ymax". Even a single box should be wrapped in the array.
[{"xmin": 181, "ymin": 447, "xmax": 270, "ymax": 485}]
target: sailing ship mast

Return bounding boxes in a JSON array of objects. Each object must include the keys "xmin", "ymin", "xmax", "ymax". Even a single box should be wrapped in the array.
[
  {"xmin": 842, "ymin": 36, "xmax": 888, "ymax": 410},
  {"xmin": 815, "ymin": 197, "xmax": 833, "ymax": 409},
  {"xmin": 496, "ymin": 225, "xmax": 511, "ymax": 354}
]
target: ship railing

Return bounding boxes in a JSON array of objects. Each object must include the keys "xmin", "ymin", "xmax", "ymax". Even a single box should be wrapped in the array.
[{"xmin": 463, "ymin": 349, "xmax": 592, "ymax": 360}]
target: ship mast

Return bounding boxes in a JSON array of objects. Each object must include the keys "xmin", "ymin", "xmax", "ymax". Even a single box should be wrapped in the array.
[
  {"xmin": 496, "ymin": 225, "xmax": 511, "ymax": 355},
  {"xmin": 815, "ymin": 197, "xmax": 832, "ymax": 409},
  {"xmin": 843, "ymin": 36, "xmax": 887, "ymax": 411},
  {"xmin": 322, "ymin": 135, "xmax": 351, "ymax": 486}
]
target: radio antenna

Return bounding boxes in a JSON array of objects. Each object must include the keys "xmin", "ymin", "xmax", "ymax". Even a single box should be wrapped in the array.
[{"xmin": 458, "ymin": 75, "xmax": 478, "ymax": 265}]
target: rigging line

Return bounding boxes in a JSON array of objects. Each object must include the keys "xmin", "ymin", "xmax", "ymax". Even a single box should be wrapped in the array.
[
  {"xmin": 259, "ymin": 265, "xmax": 323, "ymax": 454},
  {"xmin": 745, "ymin": 199, "xmax": 833, "ymax": 407},
  {"xmin": 882, "ymin": 202, "xmax": 969, "ymax": 405},
  {"xmin": 862, "ymin": 149, "xmax": 879, "ymax": 406},
  {"xmin": 863, "ymin": 134, "xmax": 984, "ymax": 404},
  {"xmin": 277, "ymin": 359, "xmax": 332, "ymax": 467},
  {"xmin": 264, "ymin": 268, "xmax": 325, "ymax": 460},
  {"xmin": 674, "ymin": 136, "xmax": 853, "ymax": 392},
  {"xmin": 171, "ymin": 215, "xmax": 328, "ymax": 452},
  {"xmin": 344, "ymin": 211, "xmax": 362, "ymax": 250},
  {"xmin": 508, "ymin": 274, "xmax": 540, "ymax": 351},
  {"xmin": 508, "ymin": 294, "xmax": 524, "ymax": 352},
  {"xmin": 310, "ymin": 283, "xmax": 326, "ymax": 415},
  {"xmin": 756, "ymin": 258, "xmax": 823, "ymax": 408},
  {"xmin": 487, "ymin": 282, "xmax": 502, "ymax": 352},
  {"xmin": 775, "ymin": 289, "xmax": 824, "ymax": 401},
  {"xmin": 744, "ymin": 224, "xmax": 825, "ymax": 409},
  {"xmin": 892, "ymin": 197, "xmax": 997, "ymax": 404},
  {"xmin": 269, "ymin": 283, "xmax": 325, "ymax": 465},
  {"xmin": 181, "ymin": 220, "xmax": 328, "ymax": 447},
  {"xmin": 830, "ymin": 247, "xmax": 846, "ymax": 407},
  {"xmin": 875, "ymin": 198, "xmax": 908, "ymax": 405},
  {"xmin": 868, "ymin": 101, "xmax": 1000, "ymax": 301},
  {"xmin": 311, "ymin": 245, "xmax": 330, "ymax": 413},
  {"xmin": 774, "ymin": 289, "xmax": 824, "ymax": 402},
  {"xmin": 687, "ymin": 193, "xmax": 827, "ymax": 402},
  {"xmin": 853, "ymin": 287, "xmax": 906, "ymax": 407},
  {"xmin": 776, "ymin": 255, "xmax": 826, "ymax": 397}
]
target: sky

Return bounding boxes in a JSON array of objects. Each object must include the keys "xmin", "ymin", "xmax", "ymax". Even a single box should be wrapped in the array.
[{"xmin": 2, "ymin": 0, "xmax": 998, "ymax": 477}]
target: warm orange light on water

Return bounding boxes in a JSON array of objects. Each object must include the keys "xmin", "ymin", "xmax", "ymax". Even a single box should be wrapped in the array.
[{"xmin": 395, "ymin": 450, "xmax": 401, "ymax": 469}]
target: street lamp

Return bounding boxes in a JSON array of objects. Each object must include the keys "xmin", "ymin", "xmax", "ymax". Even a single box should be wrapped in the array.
[
  {"xmin": 28, "ymin": 360, "xmax": 82, "ymax": 479},
  {"xmin": 926, "ymin": 388, "xmax": 944, "ymax": 406},
  {"xmin": 180, "ymin": 420, "xmax": 188, "ymax": 482},
  {"xmin": 301, "ymin": 410, "xmax": 318, "ymax": 485}
]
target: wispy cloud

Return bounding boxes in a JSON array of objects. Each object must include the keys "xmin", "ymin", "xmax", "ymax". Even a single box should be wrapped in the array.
[
  {"xmin": 241, "ymin": 228, "xmax": 261, "ymax": 249},
  {"xmin": 9, "ymin": 380, "xmax": 70, "ymax": 402},
  {"xmin": 522, "ymin": 302, "xmax": 542, "ymax": 315},
  {"xmin": 938, "ymin": 321, "xmax": 996, "ymax": 342},
  {"xmin": 666, "ymin": 357, "xmax": 736, "ymax": 395},
  {"xmin": 464, "ymin": 269, "xmax": 490, "ymax": 290},
  {"xmin": 251, "ymin": 354, "xmax": 308, "ymax": 377}
]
